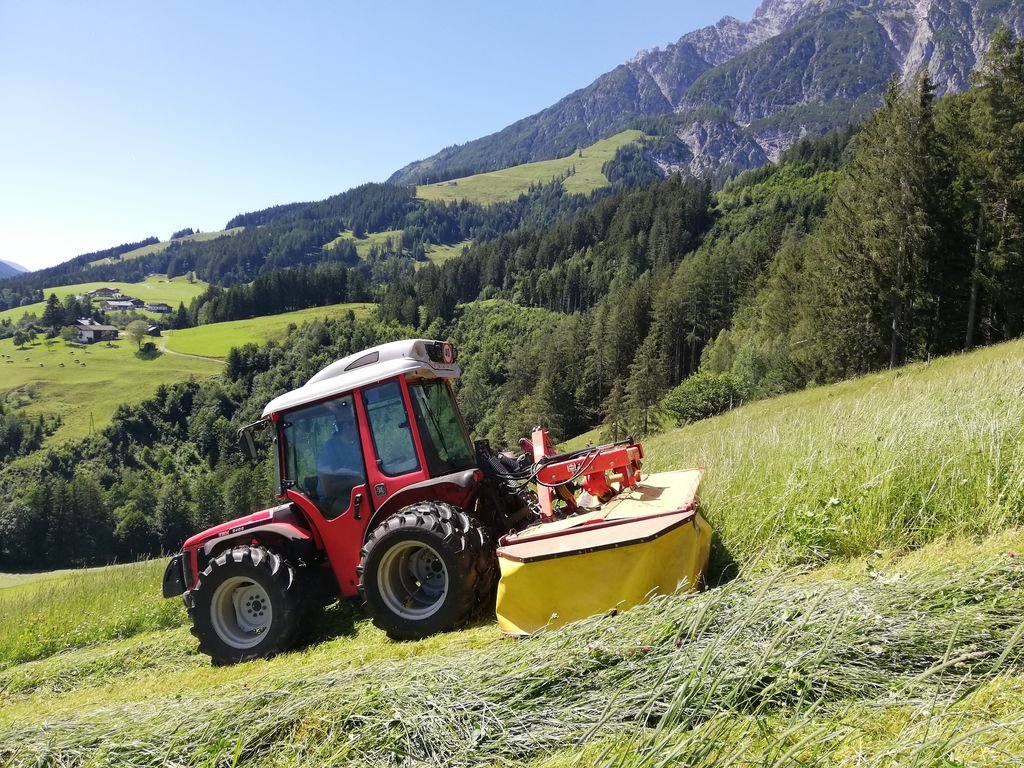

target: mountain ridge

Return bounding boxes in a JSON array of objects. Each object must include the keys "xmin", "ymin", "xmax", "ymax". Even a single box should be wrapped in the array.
[
  {"xmin": 0, "ymin": 260, "xmax": 28, "ymax": 279},
  {"xmin": 389, "ymin": 0, "xmax": 1024, "ymax": 185}
]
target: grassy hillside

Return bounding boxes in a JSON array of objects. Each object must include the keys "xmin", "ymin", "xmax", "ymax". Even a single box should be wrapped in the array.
[
  {"xmin": 415, "ymin": 130, "xmax": 646, "ymax": 205},
  {"xmin": 326, "ymin": 228, "xmax": 471, "ymax": 267},
  {"xmin": 88, "ymin": 228, "xmax": 244, "ymax": 266},
  {"xmin": 324, "ymin": 229, "xmax": 404, "ymax": 258},
  {"xmin": 0, "ymin": 333, "xmax": 221, "ymax": 447},
  {"xmin": 0, "ymin": 274, "xmax": 210, "ymax": 325},
  {"xmin": 423, "ymin": 239, "xmax": 470, "ymax": 266},
  {"xmin": 162, "ymin": 303, "xmax": 376, "ymax": 359},
  {"xmin": 3, "ymin": 340, "xmax": 1024, "ymax": 765},
  {"xmin": 0, "ymin": 303, "xmax": 375, "ymax": 447}
]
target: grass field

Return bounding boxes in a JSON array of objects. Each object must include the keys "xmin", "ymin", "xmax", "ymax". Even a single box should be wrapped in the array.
[
  {"xmin": 88, "ymin": 228, "xmax": 244, "ymax": 266},
  {"xmin": 162, "ymin": 303, "xmax": 376, "ymax": 359},
  {"xmin": 416, "ymin": 130, "xmax": 647, "ymax": 205},
  {"xmin": 424, "ymin": 239, "xmax": 471, "ymax": 266},
  {"xmin": 324, "ymin": 229, "xmax": 404, "ymax": 259},
  {"xmin": 0, "ymin": 303, "xmax": 376, "ymax": 448},
  {"xmin": 0, "ymin": 274, "xmax": 210, "ymax": 325},
  {"xmin": 3, "ymin": 340, "xmax": 1024, "ymax": 765},
  {"xmin": 0, "ymin": 333, "xmax": 221, "ymax": 448},
  {"xmin": 325, "ymin": 229, "xmax": 469, "ymax": 267}
]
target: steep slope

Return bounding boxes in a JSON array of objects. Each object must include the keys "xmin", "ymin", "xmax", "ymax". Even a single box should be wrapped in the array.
[
  {"xmin": 4, "ymin": 338, "xmax": 1024, "ymax": 766},
  {"xmin": 390, "ymin": 0, "xmax": 1024, "ymax": 184}
]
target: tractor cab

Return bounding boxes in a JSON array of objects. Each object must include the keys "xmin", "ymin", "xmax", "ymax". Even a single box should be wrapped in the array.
[
  {"xmin": 247, "ymin": 340, "xmax": 476, "ymax": 524},
  {"xmin": 233, "ymin": 340, "xmax": 487, "ymax": 596}
]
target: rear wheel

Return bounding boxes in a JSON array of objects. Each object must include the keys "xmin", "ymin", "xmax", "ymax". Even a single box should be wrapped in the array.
[
  {"xmin": 358, "ymin": 502, "xmax": 496, "ymax": 640},
  {"xmin": 188, "ymin": 545, "xmax": 303, "ymax": 665}
]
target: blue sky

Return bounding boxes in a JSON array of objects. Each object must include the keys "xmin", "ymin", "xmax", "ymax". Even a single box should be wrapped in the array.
[{"xmin": 0, "ymin": 1, "xmax": 760, "ymax": 272}]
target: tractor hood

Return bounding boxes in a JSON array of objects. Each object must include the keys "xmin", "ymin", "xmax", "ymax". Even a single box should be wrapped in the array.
[
  {"xmin": 262, "ymin": 339, "xmax": 459, "ymax": 417},
  {"xmin": 182, "ymin": 503, "xmax": 312, "ymax": 556}
]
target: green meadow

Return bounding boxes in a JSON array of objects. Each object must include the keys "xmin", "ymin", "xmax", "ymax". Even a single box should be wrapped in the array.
[
  {"xmin": 88, "ymin": 228, "xmax": 244, "ymax": 266},
  {"xmin": 0, "ymin": 333, "xmax": 222, "ymax": 448},
  {"xmin": 423, "ymin": 239, "xmax": 470, "ymax": 266},
  {"xmin": 325, "ymin": 229, "xmax": 470, "ymax": 267},
  {"xmin": 324, "ymin": 229, "xmax": 405, "ymax": 258},
  {"xmin": 0, "ymin": 302, "xmax": 375, "ymax": 447},
  {"xmin": 0, "ymin": 274, "xmax": 210, "ymax": 325},
  {"xmin": 416, "ymin": 130, "xmax": 646, "ymax": 205},
  {"xmin": 162, "ymin": 303, "xmax": 376, "ymax": 359},
  {"xmin": 3, "ymin": 339, "xmax": 1024, "ymax": 765}
]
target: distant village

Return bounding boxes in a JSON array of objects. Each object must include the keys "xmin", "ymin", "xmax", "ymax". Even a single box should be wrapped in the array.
[
  {"xmin": 81, "ymin": 286, "xmax": 173, "ymax": 315},
  {"xmin": 73, "ymin": 287, "xmax": 171, "ymax": 344}
]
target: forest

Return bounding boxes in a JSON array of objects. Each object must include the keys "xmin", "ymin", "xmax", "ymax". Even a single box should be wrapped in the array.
[{"xmin": 2, "ymin": 30, "xmax": 1024, "ymax": 571}]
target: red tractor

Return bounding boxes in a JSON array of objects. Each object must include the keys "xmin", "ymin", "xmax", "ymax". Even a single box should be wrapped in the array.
[
  {"xmin": 163, "ymin": 338, "xmax": 708, "ymax": 664},
  {"xmin": 163, "ymin": 339, "xmax": 542, "ymax": 663}
]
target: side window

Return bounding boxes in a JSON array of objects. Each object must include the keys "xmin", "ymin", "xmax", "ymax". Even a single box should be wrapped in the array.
[
  {"xmin": 282, "ymin": 395, "xmax": 364, "ymax": 519},
  {"xmin": 362, "ymin": 381, "xmax": 420, "ymax": 476}
]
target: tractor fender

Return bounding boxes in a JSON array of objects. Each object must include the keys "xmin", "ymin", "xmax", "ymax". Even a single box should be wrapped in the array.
[
  {"xmin": 363, "ymin": 469, "xmax": 479, "ymax": 541},
  {"xmin": 182, "ymin": 503, "xmax": 316, "ymax": 585},
  {"xmin": 183, "ymin": 503, "xmax": 313, "ymax": 555}
]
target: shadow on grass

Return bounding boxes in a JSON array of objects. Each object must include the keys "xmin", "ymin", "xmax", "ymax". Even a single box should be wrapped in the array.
[
  {"xmin": 134, "ymin": 347, "xmax": 163, "ymax": 361},
  {"xmin": 299, "ymin": 598, "xmax": 364, "ymax": 646},
  {"xmin": 705, "ymin": 533, "xmax": 740, "ymax": 588}
]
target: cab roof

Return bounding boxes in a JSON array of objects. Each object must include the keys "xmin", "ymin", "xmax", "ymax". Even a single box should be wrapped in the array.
[{"xmin": 261, "ymin": 339, "xmax": 460, "ymax": 417}]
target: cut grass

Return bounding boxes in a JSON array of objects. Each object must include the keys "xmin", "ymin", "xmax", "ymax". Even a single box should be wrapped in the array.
[
  {"xmin": 2, "ymin": 533, "xmax": 1023, "ymax": 766},
  {"xmin": 162, "ymin": 303, "xmax": 377, "ymax": 359},
  {"xmin": 416, "ymin": 130, "xmax": 646, "ymax": 205},
  {"xmin": 0, "ymin": 274, "xmax": 210, "ymax": 325},
  {"xmin": 0, "ymin": 334, "xmax": 221, "ymax": 447}
]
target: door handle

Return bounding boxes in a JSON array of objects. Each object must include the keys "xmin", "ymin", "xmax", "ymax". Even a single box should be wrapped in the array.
[{"xmin": 354, "ymin": 493, "xmax": 363, "ymax": 520}]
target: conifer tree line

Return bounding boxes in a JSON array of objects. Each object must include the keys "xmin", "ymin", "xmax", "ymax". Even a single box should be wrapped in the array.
[{"xmin": 0, "ymin": 174, "xmax": 623, "ymax": 313}]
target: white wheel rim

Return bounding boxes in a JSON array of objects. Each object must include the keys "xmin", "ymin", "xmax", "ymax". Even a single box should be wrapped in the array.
[
  {"xmin": 210, "ymin": 576, "xmax": 273, "ymax": 649},
  {"xmin": 378, "ymin": 541, "xmax": 448, "ymax": 620}
]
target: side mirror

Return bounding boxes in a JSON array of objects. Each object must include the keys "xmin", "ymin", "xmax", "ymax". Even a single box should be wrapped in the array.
[
  {"xmin": 238, "ymin": 429, "xmax": 258, "ymax": 460},
  {"xmin": 237, "ymin": 419, "xmax": 269, "ymax": 460}
]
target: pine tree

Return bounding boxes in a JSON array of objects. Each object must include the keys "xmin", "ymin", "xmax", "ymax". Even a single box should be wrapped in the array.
[
  {"xmin": 972, "ymin": 25, "xmax": 1024, "ymax": 341},
  {"xmin": 601, "ymin": 378, "xmax": 627, "ymax": 442},
  {"xmin": 625, "ymin": 331, "xmax": 668, "ymax": 436},
  {"xmin": 41, "ymin": 293, "xmax": 63, "ymax": 335},
  {"xmin": 812, "ymin": 75, "xmax": 942, "ymax": 372}
]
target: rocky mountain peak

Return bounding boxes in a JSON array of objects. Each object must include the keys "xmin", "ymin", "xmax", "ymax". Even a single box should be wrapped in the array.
[
  {"xmin": 389, "ymin": 0, "xmax": 1024, "ymax": 187},
  {"xmin": 753, "ymin": 0, "xmax": 828, "ymax": 29}
]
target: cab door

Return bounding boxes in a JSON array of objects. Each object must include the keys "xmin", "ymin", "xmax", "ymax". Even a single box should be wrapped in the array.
[{"xmin": 278, "ymin": 394, "xmax": 375, "ymax": 596}]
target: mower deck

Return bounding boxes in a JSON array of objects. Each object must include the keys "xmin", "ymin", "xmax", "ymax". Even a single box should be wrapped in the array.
[{"xmin": 495, "ymin": 469, "xmax": 711, "ymax": 635}]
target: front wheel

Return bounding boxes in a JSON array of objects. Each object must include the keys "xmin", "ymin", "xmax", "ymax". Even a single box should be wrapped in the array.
[
  {"xmin": 188, "ymin": 545, "xmax": 302, "ymax": 665},
  {"xmin": 358, "ymin": 502, "xmax": 496, "ymax": 640}
]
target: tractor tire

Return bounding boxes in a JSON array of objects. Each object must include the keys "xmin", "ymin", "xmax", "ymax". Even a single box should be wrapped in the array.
[
  {"xmin": 358, "ymin": 502, "xmax": 497, "ymax": 640},
  {"xmin": 187, "ymin": 545, "xmax": 303, "ymax": 665}
]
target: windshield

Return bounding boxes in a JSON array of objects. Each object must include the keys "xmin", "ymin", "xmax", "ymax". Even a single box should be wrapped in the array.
[{"xmin": 408, "ymin": 380, "xmax": 474, "ymax": 476}]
